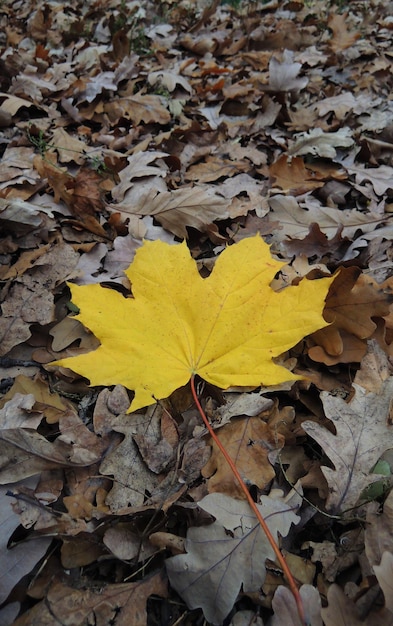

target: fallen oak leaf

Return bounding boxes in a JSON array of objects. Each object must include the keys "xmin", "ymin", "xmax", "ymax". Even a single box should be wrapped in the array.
[
  {"xmin": 104, "ymin": 93, "xmax": 171, "ymax": 126},
  {"xmin": 0, "ymin": 404, "xmax": 103, "ymax": 479},
  {"xmin": 321, "ymin": 581, "xmax": 393, "ymax": 626},
  {"xmin": 271, "ymin": 584, "xmax": 322, "ymax": 626},
  {"xmin": 373, "ymin": 551, "xmax": 393, "ymax": 614},
  {"xmin": 110, "ymin": 151, "xmax": 168, "ymax": 203},
  {"xmin": 112, "ymin": 186, "xmax": 231, "ymax": 239},
  {"xmin": 166, "ymin": 490, "xmax": 302, "ymax": 625},
  {"xmin": 268, "ymin": 195, "xmax": 384, "ymax": 242},
  {"xmin": 99, "ymin": 421, "xmax": 166, "ymax": 510},
  {"xmin": 269, "ymin": 155, "xmax": 325, "ymax": 195},
  {"xmin": 302, "ymin": 379, "xmax": 393, "ymax": 515},
  {"xmin": 317, "ymin": 267, "xmax": 392, "ymax": 339},
  {"xmin": 288, "ymin": 127, "xmax": 354, "ymax": 159},
  {"xmin": 309, "ymin": 267, "xmax": 393, "ymax": 364},
  {"xmin": 345, "ymin": 162, "xmax": 393, "ymax": 196},
  {"xmin": 268, "ymin": 50, "xmax": 308, "ymax": 92},
  {"xmin": 34, "ymin": 156, "xmax": 107, "ymax": 237},
  {"xmin": 52, "ymin": 235, "xmax": 333, "ymax": 412},
  {"xmin": 12, "ymin": 571, "xmax": 167, "ymax": 626},
  {"xmin": 0, "ymin": 375, "xmax": 69, "ymax": 424},
  {"xmin": 328, "ymin": 12, "xmax": 361, "ymax": 53},
  {"xmin": 202, "ymin": 416, "xmax": 285, "ymax": 498},
  {"xmin": 0, "ymin": 486, "xmax": 51, "ymax": 605}
]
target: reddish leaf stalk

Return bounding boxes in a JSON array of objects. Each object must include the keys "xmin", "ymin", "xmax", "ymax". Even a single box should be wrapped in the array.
[{"xmin": 190, "ymin": 375, "xmax": 306, "ymax": 626}]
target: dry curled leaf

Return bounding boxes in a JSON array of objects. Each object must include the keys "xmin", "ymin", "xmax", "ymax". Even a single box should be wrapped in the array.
[{"xmin": 12, "ymin": 572, "xmax": 167, "ymax": 626}]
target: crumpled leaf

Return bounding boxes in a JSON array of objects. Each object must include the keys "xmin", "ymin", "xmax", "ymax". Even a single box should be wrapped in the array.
[
  {"xmin": 288, "ymin": 127, "xmax": 354, "ymax": 159},
  {"xmin": 110, "ymin": 151, "xmax": 168, "ymax": 202},
  {"xmin": 33, "ymin": 157, "xmax": 107, "ymax": 237},
  {"xmin": 315, "ymin": 92, "xmax": 357, "ymax": 119},
  {"xmin": 166, "ymin": 490, "xmax": 301, "ymax": 625},
  {"xmin": 268, "ymin": 50, "xmax": 308, "ymax": 92},
  {"xmin": 12, "ymin": 571, "xmax": 167, "ymax": 626},
  {"xmin": 148, "ymin": 69, "xmax": 192, "ymax": 93},
  {"xmin": 0, "ymin": 243, "xmax": 79, "ymax": 355},
  {"xmin": 215, "ymin": 391, "xmax": 274, "ymax": 421},
  {"xmin": 51, "ymin": 127, "xmax": 87, "ymax": 164},
  {"xmin": 0, "ymin": 375, "xmax": 68, "ymax": 424},
  {"xmin": 103, "ymin": 525, "xmax": 156, "ymax": 562},
  {"xmin": 0, "ymin": 197, "xmax": 44, "ymax": 229},
  {"xmin": 99, "ymin": 421, "xmax": 158, "ymax": 510},
  {"xmin": 302, "ymin": 379, "xmax": 393, "ymax": 514},
  {"xmin": 0, "ymin": 394, "xmax": 41, "ymax": 430},
  {"xmin": 304, "ymin": 530, "xmax": 364, "ymax": 583},
  {"xmin": 53, "ymin": 235, "xmax": 333, "ymax": 412}
]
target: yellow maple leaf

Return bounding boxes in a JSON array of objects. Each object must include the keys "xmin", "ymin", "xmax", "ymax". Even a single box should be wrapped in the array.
[{"xmin": 53, "ymin": 235, "xmax": 333, "ymax": 412}]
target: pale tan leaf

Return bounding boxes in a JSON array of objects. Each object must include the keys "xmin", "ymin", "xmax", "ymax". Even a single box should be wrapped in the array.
[
  {"xmin": 366, "ymin": 490, "xmax": 393, "ymax": 567},
  {"xmin": 105, "ymin": 94, "xmax": 171, "ymax": 125},
  {"xmin": 0, "ymin": 92, "xmax": 36, "ymax": 115},
  {"xmin": 271, "ymin": 584, "xmax": 322, "ymax": 626},
  {"xmin": 269, "ymin": 50, "xmax": 308, "ymax": 92},
  {"xmin": 103, "ymin": 525, "xmax": 155, "ymax": 561},
  {"xmin": 315, "ymin": 92, "xmax": 357, "ymax": 119},
  {"xmin": 268, "ymin": 195, "xmax": 385, "ymax": 241},
  {"xmin": 111, "ymin": 151, "xmax": 168, "ymax": 202},
  {"xmin": 117, "ymin": 187, "xmax": 230, "ymax": 238},
  {"xmin": 302, "ymin": 380, "xmax": 393, "ymax": 514},
  {"xmin": 0, "ymin": 394, "xmax": 41, "ymax": 430},
  {"xmin": 288, "ymin": 127, "xmax": 354, "ymax": 159},
  {"xmin": 51, "ymin": 127, "xmax": 87, "ymax": 164},
  {"xmin": 0, "ymin": 486, "xmax": 51, "ymax": 604},
  {"xmin": 99, "ymin": 420, "xmax": 159, "ymax": 510},
  {"xmin": 374, "ymin": 552, "xmax": 393, "ymax": 614},
  {"xmin": 321, "ymin": 583, "xmax": 393, "ymax": 626},
  {"xmin": 345, "ymin": 163, "xmax": 393, "ymax": 196},
  {"xmin": 148, "ymin": 69, "xmax": 192, "ymax": 93},
  {"xmin": 166, "ymin": 491, "xmax": 301, "ymax": 625},
  {"xmin": 328, "ymin": 13, "xmax": 361, "ymax": 53}
]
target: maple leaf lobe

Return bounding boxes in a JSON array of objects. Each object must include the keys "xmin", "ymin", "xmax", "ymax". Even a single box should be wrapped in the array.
[{"xmin": 53, "ymin": 236, "xmax": 333, "ymax": 411}]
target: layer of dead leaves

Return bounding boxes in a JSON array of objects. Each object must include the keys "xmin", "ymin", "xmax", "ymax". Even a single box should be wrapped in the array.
[{"xmin": 1, "ymin": 0, "xmax": 393, "ymax": 624}]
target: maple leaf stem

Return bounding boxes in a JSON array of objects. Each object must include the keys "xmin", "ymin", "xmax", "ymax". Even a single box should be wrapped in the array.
[{"xmin": 190, "ymin": 375, "xmax": 307, "ymax": 626}]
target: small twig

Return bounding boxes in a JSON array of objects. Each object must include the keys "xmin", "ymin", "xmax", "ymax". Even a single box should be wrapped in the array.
[{"xmin": 190, "ymin": 375, "xmax": 307, "ymax": 626}]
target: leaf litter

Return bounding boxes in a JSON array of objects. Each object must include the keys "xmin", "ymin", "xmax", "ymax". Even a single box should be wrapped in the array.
[{"xmin": 0, "ymin": 0, "xmax": 393, "ymax": 624}]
